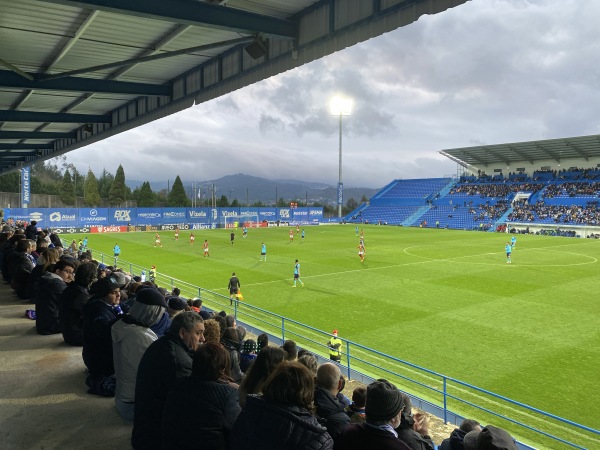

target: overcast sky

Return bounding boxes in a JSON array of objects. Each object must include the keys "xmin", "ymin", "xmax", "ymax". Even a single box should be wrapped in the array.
[{"xmin": 66, "ymin": 0, "xmax": 600, "ymax": 189}]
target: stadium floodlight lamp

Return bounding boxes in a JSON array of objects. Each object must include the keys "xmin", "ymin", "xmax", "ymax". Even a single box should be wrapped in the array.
[{"xmin": 330, "ymin": 96, "xmax": 353, "ymax": 218}]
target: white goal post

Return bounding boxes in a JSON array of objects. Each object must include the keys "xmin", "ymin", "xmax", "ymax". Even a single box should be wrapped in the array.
[{"xmin": 223, "ymin": 214, "xmax": 260, "ymax": 228}]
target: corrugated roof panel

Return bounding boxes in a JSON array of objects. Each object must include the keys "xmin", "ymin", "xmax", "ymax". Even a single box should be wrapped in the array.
[
  {"xmin": 0, "ymin": 0, "xmax": 83, "ymax": 36},
  {"xmin": 0, "ymin": 91, "xmax": 22, "ymax": 109},
  {"xmin": 225, "ymin": 0, "xmax": 318, "ymax": 18},
  {"xmin": 71, "ymin": 97, "xmax": 135, "ymax": 115}
]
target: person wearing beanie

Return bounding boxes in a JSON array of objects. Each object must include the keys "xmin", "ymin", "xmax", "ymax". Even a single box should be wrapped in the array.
[
  {"xmin": 239, "ymin": 339, "xmax": 257, "ymax": 373},
  {"xmin": 82, "ymin": 276, "xmax": 124, "ymax": 397},
  {"xmin": 111, "ymin": 287, "xmax": 167, "ymax": 421},
  {"xmin": 314, "ymin": 363, "xmax": 350, "ymax": 443},
  {"xmin": 167, "ymin": 296, "xmax": 188, "ymax": 318},
  {"xmin": 337, "ymin": 379, "xmax": 412, "ymax": 450},
  {"xmin": 132, "ymin": 312, "xmax": 205, "ymax": 450},
  {"xmin": 476, "ymin": 425, "xmax": 518, "ymax": 450}
]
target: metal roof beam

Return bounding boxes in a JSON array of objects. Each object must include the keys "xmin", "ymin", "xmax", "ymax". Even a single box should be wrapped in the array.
[
  {"xmin": 486, "ymin": 149, "xmax": 509, "ymax": 165},
  {"xmin": 39, "ymin": 0, "xmax": 296, "ymax": 38},
  {"xmin": 0, "ymin": 152, "xmax": 39, "ymax": 158},
  {"xmin": 0, "ymin": 110, "xmax": 111, "ymax": 123},
  {"xmin": 0, "ymin": 70, "xmax": 170, "ymax": 96},
  {"xmin": 463, "ymin": 151, "xmax": 485, "ymax": 165},
  {"xmin": 0, "ymin": 144, "xmax": 52, "ymax": 150},
  {"xmin": 564, "ymin": 141, "xmax": 588, "ymax": 161},
  {"xmin": 506, "ymin": 145, "xmax": 534, "ymax": 165},
  {"xmin": 0, "ymin": 131, "xmax": 77, "ymax": 139},
  {"xmin": 534, "ymin": 143, "xmax": 560, "ymax": 162}
]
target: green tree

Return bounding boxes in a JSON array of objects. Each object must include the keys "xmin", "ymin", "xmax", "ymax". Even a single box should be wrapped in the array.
[
  {"xmin": 84, "ymin": 169, "xmax": 101, "ymax": 207},
  {"xmin": 109, "ymin": 165, "xmax": 127, "ymax": 206},
  {"xmin": 59, "ymin": 170, "xmax": 75, "ymax": 206},
  {"xmin": 97, "ymin": 169, "xmax": 114, "ymax": 199},
  {"xmin": 346, "ymin": 197, "xmax": 358, "ymax": 211},
  {"xmin": 230, "ymin": 198, "xmax": 240, "ymax": 207},
  {"xmin": 361, "ymin": 194, "xmax": 368, "ymax": 203},
  {"xmin": 216, "ymin": 195, "xmax": 229, "ymax": 207},
  {"xmin": 252, "ymin": 200, "xmax": 265, "ymax": 207},
  {"xmin": 167, "ymin": 176, "xmax": 190, "ymax": 207},
  {"xmin": 135, "ymin": 181, "xmax": 157, "ymax": 207},
  {"xmin": 0, "ymin": 171, "xmax": 19, "ymax": 192},
  {"xmin": 276, "ymin": 197, "xmax": 287, "ymax": 207}
]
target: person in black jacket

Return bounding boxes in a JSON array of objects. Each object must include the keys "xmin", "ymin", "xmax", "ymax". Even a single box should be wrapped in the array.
[
  {"xmin": 221, "ymin": 326, "xmax": 243, "ymax": 383},
  {"xmin": 25, "ymin": 220, "xmax": 38, "ymax": 240},
  {"xmin": 314, "ymin": 363, "xmax": 351, "ymax": 443},
  {"xmin": 35, "ymin": 258, "xmax": 77, "ymax": 335},
  {"xmin": 59, "ymin": 262, "xmax": 96, "ymax": 346},
  {"xmin": 132, "ymin": 312, "xmax": 205, "ymax": 450},
  {"xmin": 162, "ymin": 342, "xmax": 241, "ymax": 450},
  {"xmin": 230, "ymin": 361, "xmax": 333, "ymax": 450},
  {"xmin": 82, "ymin": 276, "xmax": 123, "ymax": 396},
  {"xmin": 10, "ymin": 239, "xmax": 36, "ymax": 299}
]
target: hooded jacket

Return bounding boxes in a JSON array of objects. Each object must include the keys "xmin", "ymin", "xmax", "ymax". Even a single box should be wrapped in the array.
[
  {"xmin": 314, "ymin": 385, "xmax": 351, "ymax": 442},
  {"xmin": 111, "ymin": 317, "xmax": 158, "ymax": 404}
]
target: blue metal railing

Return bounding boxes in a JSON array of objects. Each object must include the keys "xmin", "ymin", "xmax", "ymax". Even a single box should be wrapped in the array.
[{"xmin": 88, "ymin": 249, "xmax": 599, "ymax": 450}]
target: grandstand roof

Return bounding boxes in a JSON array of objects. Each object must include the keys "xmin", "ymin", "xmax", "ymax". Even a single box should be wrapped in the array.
[
  {"xmin": 439, "ymin": 134, "xmax": 600, "ymax": 168},
  {"xmin": 0, "ymin": 0, "xmax": 468, "ymax": 176}
]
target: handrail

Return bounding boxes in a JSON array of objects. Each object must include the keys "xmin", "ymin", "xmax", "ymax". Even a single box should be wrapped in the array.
[{"xmin": 87, "ymin": 248, "xmax": 599, "ymax": 450}]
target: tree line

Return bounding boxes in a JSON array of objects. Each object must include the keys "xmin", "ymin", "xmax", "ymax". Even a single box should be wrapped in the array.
[{"xmin": 0, "ymin": 159, "xmax": 366, "ymax": 213}]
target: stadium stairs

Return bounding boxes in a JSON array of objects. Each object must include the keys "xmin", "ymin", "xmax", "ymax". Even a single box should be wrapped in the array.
[{"xmin": 0, "ymin": 282, "xmax": 132, "ymax": 449}]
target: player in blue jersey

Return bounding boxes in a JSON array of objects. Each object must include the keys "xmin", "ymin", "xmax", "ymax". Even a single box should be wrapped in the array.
[
  {"xmin": 301, "ymin": 229, "xmax": 305, "ymax": 241},
  {"xmin": 243, "ymin": 226, "xmax": 248, "ymax": 238},
  {"xmin": 511, "ymin": 235, "xmax": 516, "ymax": 248},
  {"xmin": 505, "ymin": 242, "xmax": 512, "ymax": 264},
  {"xmin": 292, "ymin": 259, "xmax": 304, "ymax": 287},
  {"xmin": 113, "ymin": 243, "xmax": 121, "ymax": 262},
  {"xmin": 260, "ymin": 242, "xmax": 267, "ymax": 261}
]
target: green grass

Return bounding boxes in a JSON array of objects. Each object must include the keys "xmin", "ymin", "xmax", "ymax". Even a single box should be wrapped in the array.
[{"xmin": 70, "ymin": 226, "xmax": 600, "ymax": 436}]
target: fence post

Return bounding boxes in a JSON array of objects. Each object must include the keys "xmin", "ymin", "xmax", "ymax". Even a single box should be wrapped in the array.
[
  {"xmin": 346, "ymin": 340, "xmax": 351, "ymax": 380},
  {"xmin": 443, "ymin": 376, "xmax": 448, "ymax": 424},
  {"xmin": 197, "ymin": 287, "xmax": 201, "ymax": 299},
  {"xmin": 281, "ymin": 317, "xmax": 285, "ymax": 342}
]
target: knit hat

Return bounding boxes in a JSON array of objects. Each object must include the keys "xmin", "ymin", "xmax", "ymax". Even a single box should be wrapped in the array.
[
  {"xmin": 136, "ymin": 287, "xmax": 168, "ymax": 308},
  {"xmin": 332, "ymin": 329, "xmax": 338, "ymax": 335},
  {"xmin": 168, "ymin": 297, "xmax": 187, "ymax": 311},
  {"xmin": 477, "ymin": 426, "xmax": 518, "ymax": 450},
  {"xmin": 463, "ymin": 430, "xmax": 480, "ymax": 450},
  {"xmin": 365, "ymin": 379, "xmax": 404, "ymax": 422},
  {"xmin": 242, "ymin": 339, "xmax": 257, "ymax": 353},
  {"xmin": 92, "ymin": 277, "xmax": 120, "ymax": 297}
]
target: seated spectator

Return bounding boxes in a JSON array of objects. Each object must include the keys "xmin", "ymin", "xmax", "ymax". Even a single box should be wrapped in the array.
[
  {"xmin": 10, "ymin": 239, "xmax": 36, "ymax": 299},
  {"xmin": 475, "ymin": 425, "xmax": 518, "ymax": 450},
  {"xmin": 112, "ymin": 287, "xmax": 167, "ymax": 421},
  {"xmin": 162, "ymin": 342, "xmax": 241, "ymax": 449},
  {"xmin": 337, "ymin": 379, "xmax": 411, "ymax": 450},
  {"xmin": 229, "ymin": 361, "xmax": 333, "ymax": 450},
  {"xmin": 166, "ymin": 296, "xmax": 188, "ymax": 318},
  {"xmin": 213, "ymin": 314, "xmax": 227, "ymax": 338},
  {"xmin": 238, "ymin": 346, "xmax": 286, "ymax": 407},
  {"xmin": 59, "ymin": 262, "xmax": 96, "ymax": 346},
  {"xmin": 35, "ymin": 258, "xmax": 78, "ymax": 335},
  {"xmin": 346, "ymin": 386, "xmax": 366, "ymax": 423},
  {"xmin": 132, "ymin": 312, "xmax": 205, "ymax": 450},
  {"xmin": 26, "ymin": 247, "xmax": 61, "ymax": 301},
  {"xmin": 396, "ymin": 405, "xmax": 435, "ymax": 450},
  {"xmin": 221, "ymin": 326, "xmax": 243, "ymax": 383},
  {"xmin": 149, "ymin": 290, "xmax": 171, "ymax": 338},
  {"xmin": 82, "ymin": 277, "xmax": 123, "ymax": 397},
  {"xmin": 256, "ymin": 332, "xmax": 269, "ymax": 352},
  {"xmin": 282, "ymin": 339, "xmax": 298, "ymax": 360},
  {"xmin": 239, "ymin": 339, "xmax": 257, "ymax": 373},
  {"xmin": 314, "ymin": 362, "xmax": 351, "ymax": 442},
  {"xmin": 225, "ymin": 314, "xmax": 236, "ymax": 328},
  {"xmin": 298, "ymin": 352, "xmax": 318, "ymax": 377},
  {"xmin": 439, "ymin": 418, "xmax": 481, "ymax": 450},
  {"xmin": 203, "ymin": 318, "xmax": 221, "ymax": 344}
]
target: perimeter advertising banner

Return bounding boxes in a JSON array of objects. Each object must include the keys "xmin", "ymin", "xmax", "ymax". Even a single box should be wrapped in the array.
[
  {"xmin": 134, "ymin": 208, "xmax": 162, "ymax": 225},
  {"xmin": 258, "ymin": 208, "xmax": 276, "ymax": 221},
  {"xmin": 162, "ymin": 208, "xmax": 186, "ymax": 224},
  {"xmin": 79, "ymin": 208, "xmax": 110, "ymax": 226},
  {"xmin": 47, "ymin": 208, "xmax": 78, "ymax": 227},
  {"xmin": 6, "ymin": 208, "xmax": 46, "ymax": 225},
  {"xmin": 21, "ymin": 167, "xmax": 30, "ymax": 206}
]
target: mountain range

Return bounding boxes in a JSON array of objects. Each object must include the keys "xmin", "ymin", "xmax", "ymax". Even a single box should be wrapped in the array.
[{"xmin": 128, "ymin": 174, "xmax": 380, "ymax": 206}]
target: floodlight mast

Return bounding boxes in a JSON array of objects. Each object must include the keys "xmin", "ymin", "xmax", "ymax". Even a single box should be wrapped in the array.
[{"xmin": 330, "ymin": 96, "xmax": 353, "ymax": 218}]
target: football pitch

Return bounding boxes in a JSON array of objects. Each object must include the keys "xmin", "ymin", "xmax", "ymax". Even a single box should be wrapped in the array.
[{"xmin": 73, "ymin": 225, "xmax": 599, "ymax": 430}]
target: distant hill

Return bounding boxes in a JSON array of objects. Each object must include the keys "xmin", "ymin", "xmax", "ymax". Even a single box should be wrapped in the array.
[{"xmin": 127, "ymin": 173, "xmax": 379, "ymax": 206}]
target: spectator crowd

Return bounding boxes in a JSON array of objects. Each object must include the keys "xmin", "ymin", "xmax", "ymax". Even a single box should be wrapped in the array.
[{"xmin": 0, "ymin": 219, "xmax": 521, "ymax": 450}]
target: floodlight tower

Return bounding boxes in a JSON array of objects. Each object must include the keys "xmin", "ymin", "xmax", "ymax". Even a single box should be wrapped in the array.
[{"xmin": 330, "ymin": 96, "xmax": 353, "ymax": 218}]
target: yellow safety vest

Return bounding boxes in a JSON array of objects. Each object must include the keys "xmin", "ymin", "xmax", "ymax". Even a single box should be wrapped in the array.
[{"xmin": 328, "ymin": 337, "xmax": 342, "ymax": 357}]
